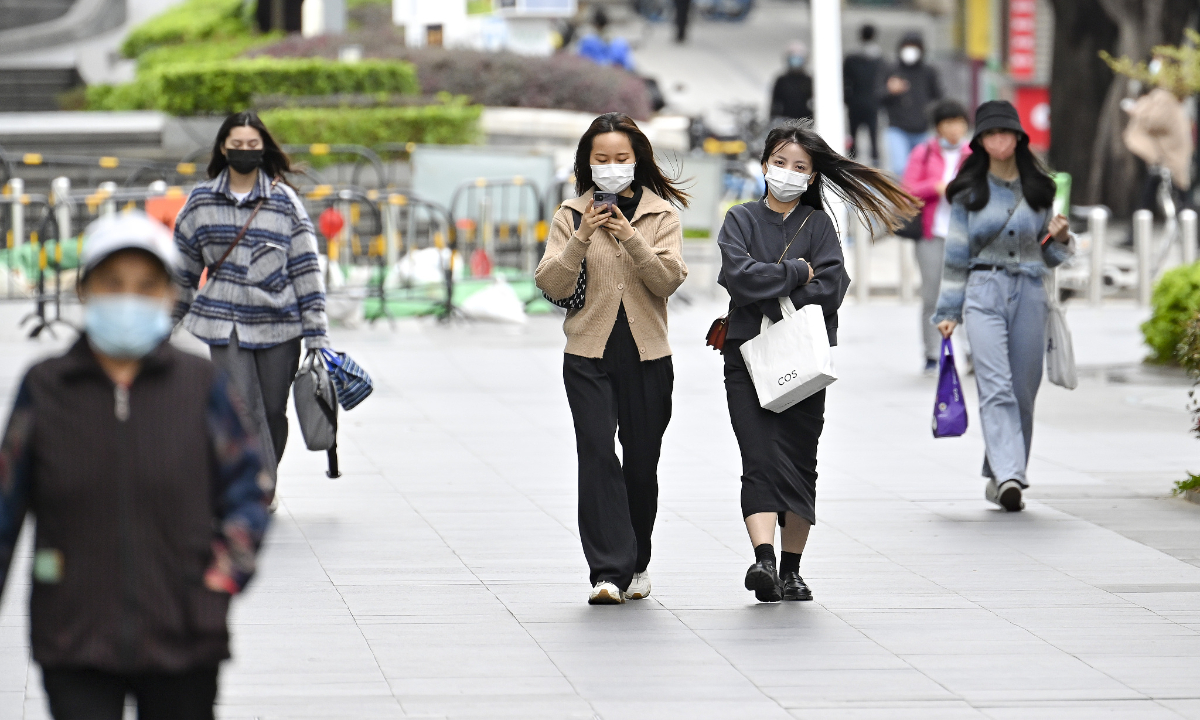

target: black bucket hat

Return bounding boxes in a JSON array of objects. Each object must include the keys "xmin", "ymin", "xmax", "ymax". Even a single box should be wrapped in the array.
[{"xmin": 973, "ymin": 100, "xmax": 1026, "ymax": 141}]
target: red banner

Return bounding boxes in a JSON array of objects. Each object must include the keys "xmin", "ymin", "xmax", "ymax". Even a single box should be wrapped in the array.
[
  {"xmin": 1015, "ymin": 86, "xmax": 1050, "ymax": 152},
  {"xmin": 1009, "ymin": 0, "xmax": 1037, "ymax": 81}
]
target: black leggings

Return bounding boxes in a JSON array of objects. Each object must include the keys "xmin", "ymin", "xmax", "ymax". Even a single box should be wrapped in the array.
[{"xmin": 42, "ymin": 666, "xmax": 218, "ymax": 720}]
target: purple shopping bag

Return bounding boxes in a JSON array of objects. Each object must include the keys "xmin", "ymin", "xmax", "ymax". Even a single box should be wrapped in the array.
[{"xmin": 932, "ymin": 337, "xmax": 968, "ymax": 438}]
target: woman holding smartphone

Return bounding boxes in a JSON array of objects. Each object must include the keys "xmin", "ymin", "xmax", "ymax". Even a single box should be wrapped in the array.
[
  {"xmin": 719, "ymin": 120, "xmax": 918, "ymax": 603},
  {"xmin": 535, "ymin": 112, "xmax": 689, "ymax": 605},
  {"xmin": 933, "ymin": 101, "xmax": 1073, "ymax": 512}
]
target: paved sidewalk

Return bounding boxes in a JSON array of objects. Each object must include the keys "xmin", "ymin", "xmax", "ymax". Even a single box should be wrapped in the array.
[{"xmin": 2, "ymin": 296, "xmax": 1199, "ymax": 719}]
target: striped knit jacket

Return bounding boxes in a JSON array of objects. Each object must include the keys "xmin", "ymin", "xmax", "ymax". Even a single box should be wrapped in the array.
[
  {"xmin": 173, "ymin": 169, "xmax": 330, "ymax": 349},
  {"xmin": 535, "ymin": 187, "xmax": 686, "ymax": 360},
  {"xmin": 933, "ymin": 174, "xmax": 1074, "ymax": 324}
]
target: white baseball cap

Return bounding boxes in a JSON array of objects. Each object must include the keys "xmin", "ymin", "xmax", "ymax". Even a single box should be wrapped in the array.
[{"xmin": 80, "ymin": 211, "xmax": 180, "ymax": 280}]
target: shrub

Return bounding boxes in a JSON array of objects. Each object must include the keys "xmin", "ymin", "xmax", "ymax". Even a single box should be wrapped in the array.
[
  {"xmin": 1141, "ymin": 261, "xmax": 1200, "ymax": 363},
  {"xmin": 137, "ymin": 34, "xmax": 281, "ymax": 73},
  {"xmin": 261, "ymin": 99, "xmax": 482, "ymax": 149},
  {"xmin": 88, "ymin": 58, "xmax": 420, "ymax": 115},
  {"xmin": 121, "ymin": 0, "xmax": 251, "ymax": 59},
  {"xmin": 252, "ymin": 40, "xmax": 654, "ymax": 119}
]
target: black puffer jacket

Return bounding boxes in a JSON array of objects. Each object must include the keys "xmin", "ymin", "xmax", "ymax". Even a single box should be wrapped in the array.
[{"xmin": 879, "ymin": 61, "xmax": 942, "ymax": 133}]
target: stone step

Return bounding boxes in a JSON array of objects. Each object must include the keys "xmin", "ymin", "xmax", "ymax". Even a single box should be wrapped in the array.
[{"xmin": 0, "ymin": 67, "xmax": 83, "ymax": 112}]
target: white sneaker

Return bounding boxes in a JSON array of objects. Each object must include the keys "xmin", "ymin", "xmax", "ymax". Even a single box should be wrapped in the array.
[
  {"xmin": 625, "ymin": 571, "xmax": 651, "ymax": 600},
  {"xmin": 588, "ymin": 581, "xmax": 625, "ymax": 605},
  {"xmin": 985, "ymin": 478, "xmax": 1025, "ymax": 512}
]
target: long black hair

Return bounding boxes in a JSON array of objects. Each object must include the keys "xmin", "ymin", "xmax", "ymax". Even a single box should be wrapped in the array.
[
  {"xmin": 944, "ymin": 130, "xmax": 1056, "ymax": 212},
  {"xmin": 760, "ymin": 119, "xmax": 920, "ymax": 233},
  {"xmin": 574, "ymin": 112, "xmax": 690, "ymax": 208},
  {"xmin": 206, "ymin": 111, "xmax": 292, "ymax": 181}
]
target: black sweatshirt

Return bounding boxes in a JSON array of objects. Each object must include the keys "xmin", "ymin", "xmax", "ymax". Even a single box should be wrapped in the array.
[
  {"xmin": 717, "ymin": 199, "xmax": 849, "ymax": 345},
  {"xmin": 878, "ymin": 62, "xmax": 942, "ymax": 134}
]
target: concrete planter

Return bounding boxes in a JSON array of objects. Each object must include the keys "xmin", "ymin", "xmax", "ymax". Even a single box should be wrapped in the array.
[{"xmin": 1185, "ymin": 489, "xmax": 1200, "ymax": 505}]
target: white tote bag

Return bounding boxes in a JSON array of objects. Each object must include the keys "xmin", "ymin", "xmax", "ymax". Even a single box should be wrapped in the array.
[
  {"xmin": 1045, "ymin": 299, "xmax": 1077, "ymax": 389},
  {"xmin": 739, "ymin": 297, "xmax": 837, "ymax": 413}
]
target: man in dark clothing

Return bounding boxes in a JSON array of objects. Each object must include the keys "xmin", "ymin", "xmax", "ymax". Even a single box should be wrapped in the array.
[
  {"xmin": 770, "ymin": 41, "xmax": 814, "ymax": 122},
  {"xmin": 880, "ymin": 32, "xmax": 942, "ymax": 175},
  {"xmin": 843, "ymin": 24, "xmax": 884, "ymax": 164},
  {"xmin": 674, "ymin": 0, "xmax": 692, "ymax": 43},
  {"xmin": 0, "ymin": 212, "xmax": 268, "ymax": 720}
]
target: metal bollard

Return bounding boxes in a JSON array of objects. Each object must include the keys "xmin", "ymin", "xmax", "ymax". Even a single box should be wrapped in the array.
[
  {"xmin": 1181, "ymin": 209, "xmax": 1198, "ymax": 266},
  {"xmin": 147, "ymin": 180, "xmax": 168, "ymax": 196},
  {"xmin": 51, "ymin": 177, "xmax": 71, "ymax": 243},
  {"xmin": 383, "ymin": 194, "xmax": 402, "ymax": 269},
  {"xmin": 1133, "ymin": 209, "xmax": 1153, "ymax": 305},
  {"xmin": 898, "ymin": 237, "xmax": 915, "ymax": 302},
  {"xmin": 98, "ymin": 181, "xmax": 118, "ymax": 217},
  {"xmin": 854, "ymin": 215, "xmax": 871, "ymax": 302},
  {"xmin": 1088, "ymin": 206, "xmax": 1107, "ymax": 305},
  {"xmin": 337, "ymin": 188, "xmax": 354, "ymax": 272},
  {"xmin": 8, "ymin": 178, "xmax": 24, "ymax": 249}
]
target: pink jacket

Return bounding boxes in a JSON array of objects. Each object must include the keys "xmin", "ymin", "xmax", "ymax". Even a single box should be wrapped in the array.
[{"xmin": 902, "ymin": 137, "xmax": 971, "ymax": 239}]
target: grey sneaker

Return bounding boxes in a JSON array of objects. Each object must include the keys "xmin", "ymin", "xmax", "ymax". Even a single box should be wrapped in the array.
[
  {"xmin": 625, "ymin": 571, "xmax": 651, "ymax": 600},
  {"xmin": 986, "ymin": 478, "xmax": 1025, "ymax": 512}
]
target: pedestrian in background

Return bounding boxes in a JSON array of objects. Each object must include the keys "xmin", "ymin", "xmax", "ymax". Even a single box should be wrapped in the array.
[
  {"xmin": 770, "ymin": 41, "xmax": 814, "ymax": 123},
  {"xmin": 881, "ymin": 32, "xmax": 942, "ymax": 176},
  {"xmin": 674, "ymin": 0, "xmax": 693, "ymax": 43},
  {"xmin": 844, "ymin": 24, "xmax": 884, "ymax": 165},
  {"xmin": 902, "ymin": 99, "xmax": 972, "ymax": 374},
  {"xmin": 173, "ymin": 111, "xmax": 331, "ymax": 508},
  {"xmin": 535, "ymin": 112, "xmax": 689, "ymax": 605},
  {"xmin": 934, "ymin": 101, "xmax": 1074, "ymax": 512},
  {"xmin": 1123, "ymin": 84, "xmax": 1193, "ymax": 218},
  {"xmin": 0, "ymin": 213, "xmax": 268, "ymax": 720},
  {"xmin": 718, "ymin": 121, "xmax": 920, "ymax": 603},
  {"xmin": 577, "ymin": 8, "xmax": 635, "ymax": 71}
]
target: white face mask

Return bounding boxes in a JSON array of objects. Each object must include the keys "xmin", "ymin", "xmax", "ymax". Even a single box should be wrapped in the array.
[
  {"xmin": 591, "ymin": 162, "xmax": 636, "ymax": 194},
  {"xmin": 899, "ymin": 45, "xmax": 921, "ymax": 65},
  {"xmin": 764, "ymin": 164, "xmax": 810, "ymax": 203}
]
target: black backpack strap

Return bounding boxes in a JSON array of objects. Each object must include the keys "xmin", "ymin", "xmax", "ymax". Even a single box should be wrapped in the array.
[{"xmin": 570, "ymin": 208, "xmax": 582, "ymax": 231}]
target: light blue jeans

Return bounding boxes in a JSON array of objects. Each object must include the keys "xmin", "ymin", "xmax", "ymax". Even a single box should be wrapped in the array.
[
  {"xmin": 963, "ymin": 270, "xmax": 1047, "ymax": 486},
  {"xmin": 885, "ymin": 127, "xmax": 929, "ymax": 176}
]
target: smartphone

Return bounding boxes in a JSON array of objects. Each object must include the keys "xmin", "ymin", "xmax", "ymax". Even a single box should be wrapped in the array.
[{"xmin": 593, "ymin": 192, "xmax": 617, "ymax": 213}]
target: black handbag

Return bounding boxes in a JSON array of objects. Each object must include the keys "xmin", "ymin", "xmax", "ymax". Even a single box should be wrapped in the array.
[{"xmin": 543, "ymin": 208, "xmax": 587, "ymax": 310}]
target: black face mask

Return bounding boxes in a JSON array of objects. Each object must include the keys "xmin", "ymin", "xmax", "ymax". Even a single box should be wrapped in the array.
[{"xmin": 225, "ymin": 148, "xmax": 263, "ymax": 174}]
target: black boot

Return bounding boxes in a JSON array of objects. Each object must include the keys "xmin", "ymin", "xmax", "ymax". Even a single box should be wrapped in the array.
[
  {"xmin": 781, "ymin": 571, "xmax": 813, "ymax": 601},
  {"xmin": 745, "ymin": 545, "xmax": 782, "ymax": 602}
]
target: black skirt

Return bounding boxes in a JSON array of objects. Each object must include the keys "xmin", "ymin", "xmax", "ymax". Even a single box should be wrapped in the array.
[{"xmin": 724, "ymin": 340, "xmax": 826, "ymax": 525}]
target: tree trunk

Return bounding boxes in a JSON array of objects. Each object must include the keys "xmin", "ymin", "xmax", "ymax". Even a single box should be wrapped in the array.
[{"xmin": 1048, "ymin": 0, "xmax": 1118, "ymax": 208}]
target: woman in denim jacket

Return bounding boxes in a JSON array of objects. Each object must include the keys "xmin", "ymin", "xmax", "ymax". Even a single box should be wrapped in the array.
[{"xmin": 932, "ymin": 101, "xmax": 1074, "ymax": 512}]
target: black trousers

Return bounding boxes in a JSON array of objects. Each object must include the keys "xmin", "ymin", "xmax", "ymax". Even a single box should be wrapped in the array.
[
  {"xmin": 674, "ymin": 0, "xmax": 692, "ymax": 41},
  {"xmin": 42, "ymin": 666, "xmax": 218, "ymax": 720},
  {"xmin": 847, "ymin": 105, "xmax": 879, "ymax": 164},
  {"xmin": 563, "ymin": 310, "xmax": 673, "ymax": 590},
  {"xmin": 209, "ymin": 331, "xmax": 302, "ymax": 484}
]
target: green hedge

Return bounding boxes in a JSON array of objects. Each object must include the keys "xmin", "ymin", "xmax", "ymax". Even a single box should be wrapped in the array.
[
  {"xmin": 88, "ymin": 58, "xmax": 420, "ymax": 115},
  {"xmin": 1142, "ymin": 261, "xmax": 1200, "ymax": 363},
  {"xmin": 121, "ymin": 0, "xmax": 251, "ymax": 58},
  {"xmin": 261, "ymin": 100, "xmax": 482, "ymax": 148},
  {"xmin": 137, "ymin": 34, "xmax": 280, "ymax": 73}
]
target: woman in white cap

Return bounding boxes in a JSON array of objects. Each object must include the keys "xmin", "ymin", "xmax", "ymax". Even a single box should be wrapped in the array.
[
  {"xmin": 933, "ymin": 100, "xmax": 1074, "ymax": 512},
  {"xmin": 0, "ymin": 212, "xmax": 268, "ymax": 719}
]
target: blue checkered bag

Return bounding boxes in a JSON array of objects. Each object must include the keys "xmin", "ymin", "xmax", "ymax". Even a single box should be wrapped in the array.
[{"xmin": 319, "ymin": 349, "xmax": 373, "ymax": 411}]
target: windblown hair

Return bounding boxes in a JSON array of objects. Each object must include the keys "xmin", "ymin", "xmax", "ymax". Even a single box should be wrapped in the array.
[
  {"xmin": 944, "ymin": 130, "xmax": 1056, "ymax": 212},
  {"xmin": 760, "ymin": 119, "xmax": 920, "ymax": 233},
  {"xmin": 207, "ymin": 111, "xmax": 292, "ymax": 181},
  {"xmin": 574, "ymin": 112, "xmax": 690, "ymax": 208}
]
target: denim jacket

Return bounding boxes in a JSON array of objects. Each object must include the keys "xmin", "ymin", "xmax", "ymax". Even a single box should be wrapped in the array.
[{"xmin": 933, "ymin": 174, "xmax": 1073, "ymax": 324}]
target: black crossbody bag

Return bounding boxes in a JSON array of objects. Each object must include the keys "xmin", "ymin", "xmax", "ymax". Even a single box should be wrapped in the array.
[{"xmin": 542, "ymin": 209, "xmax": 587, "ymax": 310}]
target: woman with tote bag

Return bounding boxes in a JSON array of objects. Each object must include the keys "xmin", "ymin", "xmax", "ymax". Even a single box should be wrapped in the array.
[
  {"xmin": 718, "ymin": 120, "xmax": 919, "ymax": 603},
  {"xmin": 535, "ymin": 112, "xmax": 689, "ymax": 606},
  {"xmin": 933, "ymin": 101, "xmax": 1074, "ymax": 513}
]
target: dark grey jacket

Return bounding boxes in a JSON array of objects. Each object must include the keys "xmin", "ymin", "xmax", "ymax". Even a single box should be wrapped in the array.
[
  {"xmin": 717, "ymin": 200, "xmax": 849, "ymax": 345},
  {"xmin": 879, "ymin": 62, "xmax": 942, "ymax": 134}
]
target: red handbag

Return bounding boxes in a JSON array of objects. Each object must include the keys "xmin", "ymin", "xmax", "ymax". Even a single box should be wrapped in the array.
[{"xmin": 706, "ymin": 314, "xmax": 729, "ymax": 352}]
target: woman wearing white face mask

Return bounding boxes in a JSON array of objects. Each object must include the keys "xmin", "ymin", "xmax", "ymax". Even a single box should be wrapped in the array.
[
  {"xmin": 535, "ymin": 112, "xmax": 690, "ymax": 606},
  {"xmin": 881, "ymin": 33, "xmax": 942, "ymax": 176},
  {"xmin": 718, "ymin": 121, "xmax": 919, "ymax": 603}
]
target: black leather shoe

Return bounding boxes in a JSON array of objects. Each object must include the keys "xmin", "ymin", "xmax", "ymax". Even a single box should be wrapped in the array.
[
  {"xmin": 745, "ymin": 561, "xmax": 782, "ymax": 602},
  {"xmin": 781, "ymin": 571, "xmax": 813, "ymax": 601}
]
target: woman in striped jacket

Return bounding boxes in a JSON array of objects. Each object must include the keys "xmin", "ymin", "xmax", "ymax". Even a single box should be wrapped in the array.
[{"xmin": 173, "ymin": 111, "xmax": 331, "ymax": 506}]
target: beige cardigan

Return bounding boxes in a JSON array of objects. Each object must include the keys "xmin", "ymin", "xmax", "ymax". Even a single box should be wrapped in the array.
[{"xmin": 535, "ymin": 188, "xmax": 687, "ymax": 360}]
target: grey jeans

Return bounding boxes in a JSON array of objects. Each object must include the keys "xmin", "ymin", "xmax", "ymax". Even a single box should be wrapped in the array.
[
  {"xmin": 209, "ymin": 330, "xmax": 302, "ymax": 488},
  {"xmin": 963, "ymin": 270, "xmax": 1047, "ymax": 486},
  {"xmin": 915, "ymin": 237, "xmax": 945, "ymax": 361}
]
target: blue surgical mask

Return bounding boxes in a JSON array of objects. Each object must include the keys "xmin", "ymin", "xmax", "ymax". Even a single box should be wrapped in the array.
[
  {"xmin": 787, "ymin": 55, "xmax": 806, "ymax": 70},
  {"xmin": 84, "ymin": 294, "xmax": 172, "ymax": 360}
]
